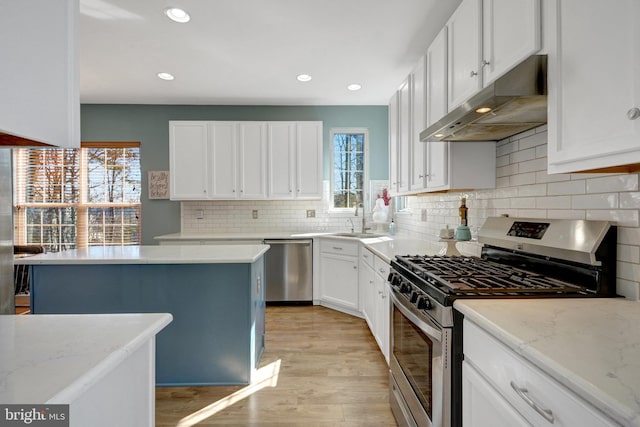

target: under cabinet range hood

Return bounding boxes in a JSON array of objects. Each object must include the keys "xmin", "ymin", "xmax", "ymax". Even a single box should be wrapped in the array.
[{"xmin": 421, "ymin": 55, "xmax": 547, "ymax": 142}]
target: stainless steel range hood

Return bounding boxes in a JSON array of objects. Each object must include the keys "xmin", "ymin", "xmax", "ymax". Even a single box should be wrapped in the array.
[{"xmin": 420, "ymin": 55, "xmax": 547, "ymax": 142}]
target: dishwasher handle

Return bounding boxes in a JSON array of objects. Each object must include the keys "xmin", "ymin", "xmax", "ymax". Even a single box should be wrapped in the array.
[{"xmin": 263, "ymin": 239, "xmax": 312, "ymax": 245}]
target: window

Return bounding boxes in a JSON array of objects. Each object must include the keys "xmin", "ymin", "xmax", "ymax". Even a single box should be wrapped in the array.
[
  {"xmin": 331, "ymin": 129, "xmax": 368, "ymax": 209},
  {"xmin": 13, "ymin": 142, "xmax": 141, "ymax": 252}
]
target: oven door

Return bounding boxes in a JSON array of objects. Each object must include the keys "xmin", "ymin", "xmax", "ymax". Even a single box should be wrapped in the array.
[{"xmin": 389, "ymin": 289, "xmax": 451, "ymax": 427}]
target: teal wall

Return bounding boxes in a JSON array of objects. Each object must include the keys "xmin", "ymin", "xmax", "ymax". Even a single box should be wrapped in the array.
[{"xmin": 80, "ymin": 105, "xmax": 389, "ymax": 243}]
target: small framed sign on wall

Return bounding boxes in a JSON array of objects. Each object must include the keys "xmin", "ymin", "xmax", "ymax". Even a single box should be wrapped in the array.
[{"xmin": 148, "ymin": 170, "xmax": 170, "ymax": 199}]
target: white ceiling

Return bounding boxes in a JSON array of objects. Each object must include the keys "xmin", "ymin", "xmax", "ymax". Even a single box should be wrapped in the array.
[{"xmin": 79, "ymin": 0, "xmax": 461, "ymax": 106}]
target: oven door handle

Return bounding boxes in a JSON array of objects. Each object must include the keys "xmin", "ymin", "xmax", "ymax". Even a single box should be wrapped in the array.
[{"xmin": 390, "ymin": 290, "xmax": 442, "ymax": 342}]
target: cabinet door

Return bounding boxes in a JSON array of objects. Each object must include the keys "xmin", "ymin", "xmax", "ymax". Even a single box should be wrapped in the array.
[
  {"xmin": 320, "ymin": 254, "xmax": 359, "ymax": 311},
  {"xmin": 359, "ymin": 260, "xmax": 376, "ymax": 332},
  {"xmin": 462, "ymin": 361, "xmax": 531, "ymax": 427},
  {"xmin": 374, "ymin": 273, "xmax": 390, "ymax": 363},
  {"xmin": 548, "ymin": 0, "xmax": 640, "ymax": 173},
  {"xmin": 267, "ymin": 123, "xmax": 295, "ymax": 198},
  {"xmin": 169, "ymin": 121, "xmax": 209, "ymax": 200},
  {"xmin": 238, "ymin": 122, "xmax": 267, "ymax": 199},
  {"xmin": 410, "ymin": 56, "xmax": 427, "ymax": 191},
  {"xmin": 0, "ymin": 0, "xmax": 79, "ymax": 148},
  {"xmin": 426, "ymin": 141, "xmax": 449, "ymax": 190},
  {"xmin": 426, "ymin": 26, "xmax": 448, "ymax": 128},
  {"xmin": 388, "ymin": 92, "xmax": 399, "ymax": 195},
  {"xmin": 296, "ymin": 122, "xmax": 323, "ymax": 199},
  {"xmin": 482, "ymin": 0, "xmax": 540, "ymax": 86},
  {"xmin": 209, "ymin": 122, "xmax": 238, "ymax": 198},
  {"xmin": 447, "ymin": 0, "xmax": 482, "ymax": 111},
  {"xmin": 398, "ymin": 78, "xmax": 411, "ymax": 194}
]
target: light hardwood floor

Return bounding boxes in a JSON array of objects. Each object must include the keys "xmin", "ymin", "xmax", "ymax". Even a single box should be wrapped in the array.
[{"xmin": 156, "ymin": 305, "xmax": 397, "ymax": 426}]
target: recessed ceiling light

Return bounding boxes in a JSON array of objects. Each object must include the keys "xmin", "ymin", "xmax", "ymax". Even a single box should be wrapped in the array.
[
  {"xmin": 296, "ymin": 74, "xmax": 312, "ymax": 82},
  {"xmin": 475, "ymin": 106, "xmax": 492, "ymax": 114},
  {"xmin": 347, "ymin": 83, "xmax": 362, "ymax": 91},
  {"xmin": 164, "ymin": 7, "xmax": 190, "ymax": 23},
  {"xmin": 157, "ymin": 72, "xmax": 175, "ymax": 81}
]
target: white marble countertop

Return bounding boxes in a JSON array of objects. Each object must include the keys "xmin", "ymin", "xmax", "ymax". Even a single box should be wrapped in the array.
[
  {"xmin": 14, "ymin": 244, "xmax": 270, "ymax": 265},
  {"xmin": 454, "ymin": 298, "xmax": 640, "ymax": 426},
  {"xmin": 154, "ymin": 231, "xmax": 335, "ymax": 241},
  {"xmin": 0, "ymin": 313, "xmax": 172, "ymax": 404}
]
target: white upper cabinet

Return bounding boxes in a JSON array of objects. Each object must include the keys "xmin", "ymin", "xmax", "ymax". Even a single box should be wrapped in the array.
[
  {"xmin": 267, "ymin": 122, "xmax": 296, "ymax": 198},
  {"xmin": 397, "ymin": 78, "xmax": 412, "ymax": 194},
  {"xmin": 237, "ymin": 122, "xmax": 267, "ymax": 199},
  {"xmin": 447, "ymin": 0, "xmax": 483, "ymax": 112},
  {"xmin": 0, "ymin": 0, "xmax": 79, "ymax": 148},
  {"xmin": 295, "ymin": 122, "xmax": 323, "ymax": 199},
  {"xmin": 209, "ymin": 122, "xmax": 240, "ymax": 199},
  {"xmin": 482, "ymin": 0, "xmax": 541, "ymax": 86},
  {"xmin": 388, "ymin": 92, "xmax": 399, "ymax": 196},
  {"xmin": 267, "ymin": 122, "xmax": 323, "ymax": 200},
  {"xmin": 426, "ymin": 27, "xmax": 448, "ymax": 128},
  {"xmin": 547, "ymin": 0, "xmax": 640, "ymax": 173},
  {"xmin": 169, "ymin": 121, "xmax": 210, "ymax": 200},
  {"xmin": 410, "ymin": 56, "xmax": 428, "ymax": 191},
  {"xmin": 446, "ymin": 0, "xmax": 541, "ymax": 112},
  {"xmin": 169, "ymin": 120, "xmax": 322, "ymax": 201}
]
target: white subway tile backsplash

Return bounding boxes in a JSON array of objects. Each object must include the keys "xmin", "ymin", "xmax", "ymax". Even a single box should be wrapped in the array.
[
  {"xmin": 616, "ymin": 279, "xmax": 640, "ymax": 301},
  {"xmin": 535, "ymin": 196, "xmax": 571, "ymax": 209},
  {"xmin": 510, "ymin": 172, "xmax": 537, "ymax": 186},
  {"xmin": 518, "ymin": 157, "xmax": 548, "ymax": 174},
  {"xmin": 572, "ymin": 193, "xmax": 619, "ymax": 209},
  {"xmin": 620, "ymin": 192, "xmax": 640, "ymax": 208},
  {"xmin": 547, "ymin": 180, "xmax": 585, "ymax": 196},
  {"xmin": 497, "ymin": 140, "xmax": 519, "ymax": 156},
  {"xmin": 546, "ymin": 210, "xmax": 585, "ymax": 220},
  {"xmin": 518, "ymin": 131, "xmax": 547, "ymax": 150},
  {"xmin": 586, "ymin": 209, "xmax": 639, "ymax": 227},
  {"xmin": 618, "ymin": 244, "xmax": 640, "ymax": 264},
  {"xmin": 517, "ymin": 184, "xmax": 547, "ymax": 197},
  {"xmin": 510, "ymin": 147, "xmax": 536, "ymax": 163},
  {"xmin": 586, "ymin": 174, "xmax": 639, "ymax": 194},
  {"xmin": 536, "ymin": 170, "xmax": 570, "ymax": 184}
]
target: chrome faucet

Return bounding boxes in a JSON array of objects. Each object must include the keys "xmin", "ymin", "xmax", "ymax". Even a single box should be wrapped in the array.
[
  {"xmin": 357, "ymin": 203, "xmax": 371, "ymax": 234},
  {"xmin": 347, "ymin": 218, "xmax": 355, "ymax": 233}
]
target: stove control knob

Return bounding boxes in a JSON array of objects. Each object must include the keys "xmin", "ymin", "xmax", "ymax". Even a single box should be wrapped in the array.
[
  {"xmin": 416, "ymin": 295, "xmax": 431, "ymax": 310},
  {"xmin": 400, "ymin": 282, "xmax": 412, "ymax": 294},
  {"xmin": 410, "ymin": 291, "xmax": 420, "ymax": 303},
  {"xmin": 392, "ymin": 275, "xmax": 403, "ymax": 288}
]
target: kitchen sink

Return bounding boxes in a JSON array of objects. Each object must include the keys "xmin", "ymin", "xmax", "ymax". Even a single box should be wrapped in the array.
[{"xmin": 333, "ymin": 232, "xmax": 384, "ymax": 238}]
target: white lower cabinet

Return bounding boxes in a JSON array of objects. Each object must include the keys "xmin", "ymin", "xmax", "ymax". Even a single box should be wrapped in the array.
[
  {"xmin": 357, "ymin": 245, "xmax": 390, "ymax": 363},
  {"xmin": 463, "ymin": 319, "xmax": 618, "ymax": 427},
  {"xmin": 463, "ymin": 361, "xmax": 531, "ymax": 427},
  {"xmin": 319, "ymin": 239, "xmax": 359, "ymax": 315}
]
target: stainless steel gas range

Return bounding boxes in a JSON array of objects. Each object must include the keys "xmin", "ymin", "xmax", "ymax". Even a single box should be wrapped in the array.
[{"xmin": 387, "ymin": 217, "xmax": 617, "ymax": 427}]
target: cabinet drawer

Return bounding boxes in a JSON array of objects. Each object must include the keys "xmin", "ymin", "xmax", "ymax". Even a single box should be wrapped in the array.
[
  {"xmin": 360, "ymin": 247, "xmax": 375, "ymax": 268},
  {"xmin": 320, "ymin": 239, "xmax": 359, "ymax": 256},
  {"xmin": 373, "ymin": 255, "xmax": 390, "ymax": 279},
  {"xmin": 464, "ymin": 319, "xmax": 616, "ymax": 427}
]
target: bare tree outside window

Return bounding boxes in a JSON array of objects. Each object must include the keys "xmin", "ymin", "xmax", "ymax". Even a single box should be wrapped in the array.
[{"xmin": 332, "ymin": 131, "xmax": 366, "ymax": 208}]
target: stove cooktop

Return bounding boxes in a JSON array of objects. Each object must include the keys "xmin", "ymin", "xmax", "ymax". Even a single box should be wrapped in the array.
[{"xmin": 391, "ymin": 254, "xmax": 595, "ymax": 305}]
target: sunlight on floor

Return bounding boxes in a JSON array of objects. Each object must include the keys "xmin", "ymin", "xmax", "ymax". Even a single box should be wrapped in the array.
[{"xmin": 176, "ymin": 359, "xmax": 282, "ymax": 427}]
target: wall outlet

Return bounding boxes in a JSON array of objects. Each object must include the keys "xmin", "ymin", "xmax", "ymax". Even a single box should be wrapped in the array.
[
  {"xmin": 195, "ymin": 209, "xmax": 204, "ymax": 219},
  {"xmin": 421, "ymin": 208, "xmax": 427, "ymax": 222},
  {"xmin": 252, "ymin": 210, "xmax": 258, "ymax": 219},
  {"xmin": 306, "ymin": 209, "xmax": 316, "ymax": 218}
]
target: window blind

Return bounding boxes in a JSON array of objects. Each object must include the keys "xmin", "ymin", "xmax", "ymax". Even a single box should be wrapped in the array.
[{"xmin": 13, "ymin": 142, "xmax": 141, "ymax": 252}]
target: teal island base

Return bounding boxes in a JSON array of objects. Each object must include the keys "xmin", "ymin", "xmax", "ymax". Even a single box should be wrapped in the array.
[{"xmin": 30, "ymin": 259, "xmax": 265, "ymax": 386}]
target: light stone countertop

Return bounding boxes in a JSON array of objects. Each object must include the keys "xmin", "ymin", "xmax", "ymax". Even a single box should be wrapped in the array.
[
  {"xmin": 154, "ymin": 231, "xmax": 335, "ymax": 241},
  {"xmin": 14, "ymin": 244, "xmax": 270, "ymax": 265},
  {"xmin": 454, "ymin": 298, "xmax": 640, "ymax": 427},
  {"xmin": 0, "ymin": 313, "xmax": 172, "ymax": 404}
]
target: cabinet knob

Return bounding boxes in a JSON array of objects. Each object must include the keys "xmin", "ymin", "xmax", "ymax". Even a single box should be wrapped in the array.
[
  {"xmin": 469, "ymin": 70, "xmax": 478, "ymax": 77},
  {"xmin": 353, "ymin": 265, "xmax": 357, "ymax": 270},
  {"xmin": 628, "ymin": 107, "xmax": 640, "ymax": 120},
  {"xmin": 482, "ymin": 59, "xmax": 491, "ymax": 67}
]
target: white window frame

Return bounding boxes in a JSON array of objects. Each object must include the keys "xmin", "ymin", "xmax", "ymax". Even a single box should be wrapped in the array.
[{"xmin": 329, "ymin": 128, "xmax": 370, "ymax": 213}]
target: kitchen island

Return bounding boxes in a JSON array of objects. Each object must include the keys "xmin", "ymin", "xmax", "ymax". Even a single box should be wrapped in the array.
[
  {"xmin": 16, "ymin": 244, "xmax": 269, "ymax": 386},
  {"xmin": 0, "ymin": 313, "xmax": 172, "ymax": 427}
]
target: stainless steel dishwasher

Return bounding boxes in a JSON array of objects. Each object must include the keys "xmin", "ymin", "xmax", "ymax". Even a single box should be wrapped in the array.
[{"xmin": 263, "ymin": 239, "xmax": 312, "ymax": 304}]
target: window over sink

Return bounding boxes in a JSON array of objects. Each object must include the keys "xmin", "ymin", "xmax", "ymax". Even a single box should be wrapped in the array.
[
  {"xmin": 13, "ymin": 142, "xmax": 141, "ymax": 252},
  {"xmin": 330, "ymin": 128, "xmax": 369, "ymax": 210}
]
